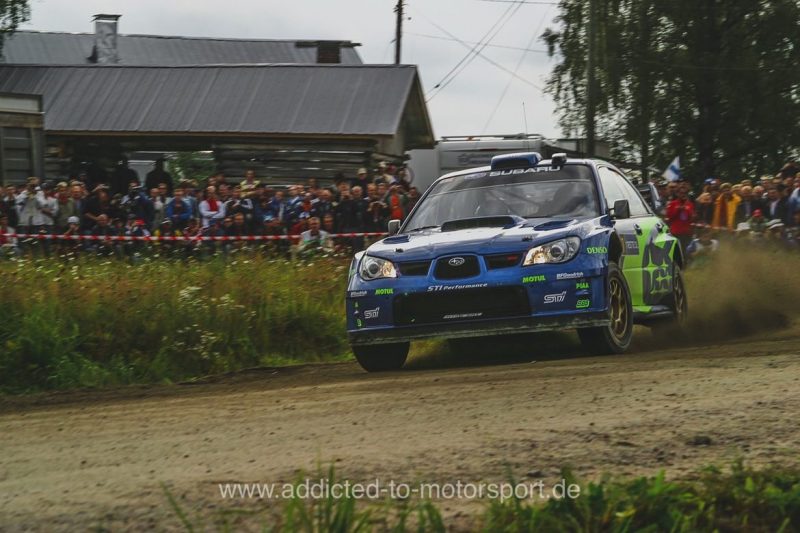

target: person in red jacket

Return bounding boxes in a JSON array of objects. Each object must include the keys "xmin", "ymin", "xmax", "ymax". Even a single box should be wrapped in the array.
[{"xmin": 666, "ymin": 182, "xmax": 696, "ymax": 254}]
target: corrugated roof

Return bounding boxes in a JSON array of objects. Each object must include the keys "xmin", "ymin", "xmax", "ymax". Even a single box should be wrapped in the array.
[
  {"xmin": 1, "ymin": 31, "xmax": 363, "ymax": 65},
  {"xmin": 0, "ymin": 64, "xmax": 429, "ymax": 138}
]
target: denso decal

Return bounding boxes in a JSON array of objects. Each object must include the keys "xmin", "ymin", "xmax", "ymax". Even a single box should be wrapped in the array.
[
  {"xmin": 556, "ymin": 272, "xmax": 585, "ymax": 280},
  {"xmin": 427, "ymin": 283, "xmax": 488, "ymax": 292},
  {"xmin": 374, "ymin": 288, "xmax": 394, "ymax": 295},
  {"xmin": 576, "ymin": 299, "xmax": 590, "ymax": 309},
  {"xmin": 543, "ymin": 291, "xmax": 567, "ymax": 304},
  {"xmin": 586, "ymin": 246, "xmax": 608, "ymax": 254},
  {"xmin": 522, "ymin": 275, "xmax": 546, "ymax": 283},
  {"xmin": 348, "ymin": 290, "xmax": 368, "ymax": 298}
]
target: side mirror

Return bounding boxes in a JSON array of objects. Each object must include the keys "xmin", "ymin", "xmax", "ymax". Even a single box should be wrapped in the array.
[
  {"xmin": 612, "ymin": 199, "xmax": 630, "ymax": 220},
  {"xmin": 387, "ymin": 219, "xmax": 401, "ymax": 235}
]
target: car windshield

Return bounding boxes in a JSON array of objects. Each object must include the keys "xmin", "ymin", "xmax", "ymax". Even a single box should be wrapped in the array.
[{"xmin": 404, "ymin": 164, "xmax": 600, "ymax": 231}]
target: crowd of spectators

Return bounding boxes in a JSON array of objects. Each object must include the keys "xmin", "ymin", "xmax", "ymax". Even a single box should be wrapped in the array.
[
  {"xmin": 659, "ymin": 161, "xmax": 800, "ymax": 264},
  {"xmin": 0, "ymin": 158, "xmax": 421, "ymax": 260}
]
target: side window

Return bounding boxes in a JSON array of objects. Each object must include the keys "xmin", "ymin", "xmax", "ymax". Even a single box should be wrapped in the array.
[
  {"xmin": 597, "ymin": 167, "xmax": 626, "ymax": 211},
  {"xmin": 599, "ymin": 167, "xmax": 650, "ymax": 217}
]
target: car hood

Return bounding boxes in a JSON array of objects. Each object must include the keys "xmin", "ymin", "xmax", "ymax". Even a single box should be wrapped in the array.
[{"xmin": 367, "ymin": 218, "xmax": 595, "ymax": 261}]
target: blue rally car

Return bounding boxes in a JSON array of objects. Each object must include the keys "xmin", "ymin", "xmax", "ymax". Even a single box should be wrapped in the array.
[{"xmin": 346, "ymin": 152, "xmax": 687, "ymax": 372}]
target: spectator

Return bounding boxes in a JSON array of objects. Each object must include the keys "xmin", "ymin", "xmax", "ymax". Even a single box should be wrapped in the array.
[
  {"xmin": 407, "ymin": 187, "xmax": 421, "ymax": 213},
  {"xmin": 54, "ymin": 183, "xmax": 81, "ymax": 232},
  {"xmin": 0, "ymin": 213, "xmax": 17, "ymax": 258},
  {"xmin": 352, "ymin": 168, "xmax": 369, "ymax": 191},
  {"xmin": 199, "ymin": 186, "xmax": 226, "ymax": 228},
  {"xmin": 121, "ymin": 181, "xmax": 155, "ymax": 226},
  {"xmin": 82, "ymin": 185, "xmax": 113, "ymax": 230},
  {"xmin": 165, "ymin": 188, "xmax": 192, "ymax": 230},
  {"xmin": 110, "ymin": 156, "xmax": 139, "ymax": 196},
  {"xmin": 225, "ymin": 186, "xmax": 256, "ymax": 231},
  {"xmin": 145, "ymin": 158, "xmax": 173, "ymax": 194},
  {"xmin": 385, "ymin": 184, "xmax": 407, "ymax": 221},
  {"xmin": 0, "ymin": 185, "xmax": 19, "ymax": 228},
  {"xmin": 298, "ymin": 216, "xmax": 333, "ymax": 257},
  {"xmin": 58, "ymin": 216, "xmax": 82, "ymax": 254},
  {"xmin": 765, "ymin": 186, "xmax": 788, "ymax": 223},
  {"xmin": 665, "ymin": 182, "xmax": 695, "ymax": 253},
  {"xmin": 735, "ymin": 185, "xmax": 762, "ymax": 223},
  {"xmin": 264, "ymin": 190, "xmax": 287, "ymax": 223},
  {"xmin": 746, "ymin": 209, "xmax": 767, "ymax": 234},
  {"xmin": 150, "ymin": 188, "xmax": 166, "ymax": 232},
  {"xmin": 240, "ymin": 169, "xmax": 260, "ymax": 194},
  {"xmin": 712, "ymin": 183, "xmax": 740, "ymax": 231},
  {"xmin": 87, "ymin": 214, "xmax": 119, "ymax": 256},
  {"xmin": 686, "ymin": 227, "xmax": 719, "ymax": 266},
  {"xmin": 311, "ymin": 189, "xmax": 334, "ymax": 220}
]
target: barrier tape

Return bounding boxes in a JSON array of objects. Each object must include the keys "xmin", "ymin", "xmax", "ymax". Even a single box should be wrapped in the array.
[{"xmin": 0, "ymin": 232, "xmax": 389, "ymax": 242}]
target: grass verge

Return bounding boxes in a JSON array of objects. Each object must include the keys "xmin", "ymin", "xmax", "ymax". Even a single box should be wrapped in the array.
[{"xmin": 0, "ymin": 256, "xmax": 349, "ymax": 392}]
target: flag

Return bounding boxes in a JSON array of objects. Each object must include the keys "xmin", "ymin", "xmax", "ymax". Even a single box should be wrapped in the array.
[{"xmin": 663, "ymin": 157, "xmax": 681, "ymax": 182}]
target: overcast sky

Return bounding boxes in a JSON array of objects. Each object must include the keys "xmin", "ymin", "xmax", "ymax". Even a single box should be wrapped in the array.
[{"xmin": 21, "ymin": 0, "xmax": 563, "ymax": 139}]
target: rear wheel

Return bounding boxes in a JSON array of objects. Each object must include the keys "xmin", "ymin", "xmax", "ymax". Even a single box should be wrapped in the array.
[
  {"xmin": 578, "ymin": 263, "xmax": 633, "ymax": 355},
  {"xmin": 651, "ymin": 264, "xmax": 688, "ymax": 338},
  {"xmin": 352, "ymin": 342, "xmax": 409, "ymax": 372}
]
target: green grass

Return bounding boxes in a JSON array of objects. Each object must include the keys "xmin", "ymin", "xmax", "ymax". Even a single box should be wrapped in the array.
[
  {"xmin": 0, "ymin": 255, "xmax": 350, "ymax": 392},
  {"xmin": 161, "ymin": 462, "xmax": 800, "ymax": 532}
]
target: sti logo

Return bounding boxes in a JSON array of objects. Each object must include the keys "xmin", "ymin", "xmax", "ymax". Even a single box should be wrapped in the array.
[
  {"xmin": 363, "ymin": 307, "xmax": 380, "ymax": 320},
  {"xmin": 543, "ymin": 291, "xmax": 567, "ymax": 304},
  {"xmin": 522, "ymin": 275, "xmax": 546, "ymax": 283},
  {"xmin": 374, "ymin": 288, "xmax": 394, "ymax": 295}
]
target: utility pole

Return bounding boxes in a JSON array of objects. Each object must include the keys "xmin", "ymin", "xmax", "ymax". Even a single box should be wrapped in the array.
[
  {"xmin": 585, "ymin": 0, "xmax": 597, "ymax": 157},
  {"xmin": 394, "ymin": 0, "xmax": 404, "ymax": 64}
]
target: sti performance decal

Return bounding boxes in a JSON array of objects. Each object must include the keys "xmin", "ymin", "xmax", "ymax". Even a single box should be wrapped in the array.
[{"xmin": 427, "ymin": 283, "xmax": 488, "ymax": 292}]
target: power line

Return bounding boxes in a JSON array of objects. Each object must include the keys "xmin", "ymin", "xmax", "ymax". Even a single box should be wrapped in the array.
[
  {"xmin": 419, "ymin": 13, "xmax": 546, "ymax": 99},
  {"xmin": 422, "ymin": 1, "xmax": 521, "ymax": 101},
  {"xmin": 482, "ymin": 5, "xmax": 552, "ymax": 133},
  {"xmin": 407, "ymin": 31, "xmax": 549, "ymax": 53}
]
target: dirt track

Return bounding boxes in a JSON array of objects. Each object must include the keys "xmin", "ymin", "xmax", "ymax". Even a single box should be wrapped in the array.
[{"xmin": 1, "ymin": 326, "xmax": 800, "ymax": 531}]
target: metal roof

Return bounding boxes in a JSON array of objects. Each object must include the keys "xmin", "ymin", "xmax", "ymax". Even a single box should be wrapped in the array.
[
  {"xmin": 1, "ymin": 31, "xmax": 363, "ymax": 65},
  {"xmin": 0, "ymin": 64, "xmax": 433, "ymax": 141}
]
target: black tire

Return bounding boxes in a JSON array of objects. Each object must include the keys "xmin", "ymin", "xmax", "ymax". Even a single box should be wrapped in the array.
[
  {"xmin": 352, "ymin": 342, "xmax": 409, "ymax": 372},
  {"xmin": 578, "ymin": 262, "xmax": 633, "ymax": 355}
]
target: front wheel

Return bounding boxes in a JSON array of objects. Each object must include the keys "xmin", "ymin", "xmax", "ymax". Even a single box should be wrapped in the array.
[
  {"xmin": 352, "ymin": 342, "xmax": 409, "ymax": 372},
  {"xmin": 578, "ymin": 263, "xmax": 633, "ymax": 355}
]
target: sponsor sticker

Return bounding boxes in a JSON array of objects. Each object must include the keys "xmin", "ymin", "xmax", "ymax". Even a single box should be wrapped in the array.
[
  {"xmin": 427, "ymin": 283, "xmax": 488, "ymax": 292},
  {"xmin": 374, "ymin": 288, "xmax": 394, "ymax": 295},
  {"xmin": 522, "ymin": 275, "xmax": 546, "ymax": 283},
  {"xmin": 586, "ymin": 246, "xmax": 608, "ymax": 254},
  {"xmin": 556, "ymin": 272, "xmax": 585, "ymax": 280},
  {"xmin": 623, "ymin": 235, "xmax": 640, "ymax": 255},
  {"xmin": 575, "ymin": 281, "xmax": 589, "ymax": 290},
  {"xmin": 348, "ymin": 290, "xmax": 368, "ymax": 298},
  {"xmin": 487, "ymin": 166, "xmax": 557, "ymax": 177},
  {"xmin": 364, "ymin": 307, "xmax": 380, "ymax": 320},
  {"xmin": 543, "ymin": 291, "xmax": 567, "ymax": 304},
  {"xmin": 576, "ymin": 299, "xmax": 590, "ymax": 309},
  {"xmin": 442, "ymin": 312, "xmax": 484, "ymax": 320}
]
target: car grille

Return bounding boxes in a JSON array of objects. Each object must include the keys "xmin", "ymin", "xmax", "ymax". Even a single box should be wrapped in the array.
[
  {"xmin": 433, "ymin": 255, "xmax": 480, "ymax": 279},
  {"xmin": 397, "ymin": 260, "xmax": 431, "ymax": 276},
  {"xmin": 393, "ymin": 286, "xmax": 530, "ymax": 326}
]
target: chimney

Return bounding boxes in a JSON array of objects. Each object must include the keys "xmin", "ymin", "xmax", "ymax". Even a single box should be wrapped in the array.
[
  {"xmin": 316, "ymin": 42, "xmax": 342, "ymax": 64},
  {"xmin": 91, "ymin": 14, "xmax": 121, "ymax": 64}
]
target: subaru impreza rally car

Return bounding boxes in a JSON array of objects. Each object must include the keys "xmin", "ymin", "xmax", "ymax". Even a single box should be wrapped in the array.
[{"xmin": 346, "ymin": 152, "xmax": 687, "ymax": 372}]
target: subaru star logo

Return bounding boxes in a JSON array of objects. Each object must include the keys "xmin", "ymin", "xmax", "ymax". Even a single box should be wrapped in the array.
[{"xmin": 448, "ymin": 257, "xmax": 466, "ymax": 267}]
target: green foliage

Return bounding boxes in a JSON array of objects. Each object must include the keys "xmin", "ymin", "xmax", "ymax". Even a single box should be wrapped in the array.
[
  {"xmin": 0, "ymin": 0, "xmax": 30, "ymax": 54},
  {"xmin": 168, "ymin": 152, "xmax": 217, "ymax": 185},
  {"xmin": 543, "ymin": 0, "xmax": 800, "ymax": 181},
  {"xmin": 483, "ymin": 462, "xmax": 800, "ymax": 532},
  {"xmin": 0, "ymin": 256, "xmax": 350, "ymax": 392}
]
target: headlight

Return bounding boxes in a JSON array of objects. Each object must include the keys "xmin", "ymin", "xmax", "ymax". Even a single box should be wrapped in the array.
[
  {"xmin": 523, "ymin": 237, "xmax": 581, "ymax": 266},
  {"xmin": 359, "ymin": 256, "xmax": 397, "ymax": 280}
]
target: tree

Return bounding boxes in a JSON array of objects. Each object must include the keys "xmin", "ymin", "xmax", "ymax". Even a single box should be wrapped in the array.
[
  {"xmin": 0, "ymin": 0, "xmax": 30, "ymax": 55},
  {"xmin": 543, "ymin": 0, "xmax": 800, "ymax": 182}
]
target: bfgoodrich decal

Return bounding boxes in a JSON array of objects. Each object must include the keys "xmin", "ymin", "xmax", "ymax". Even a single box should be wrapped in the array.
[{"xmin": 556, "ymin": 272, "xmax": 585, "ymax": 280}]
